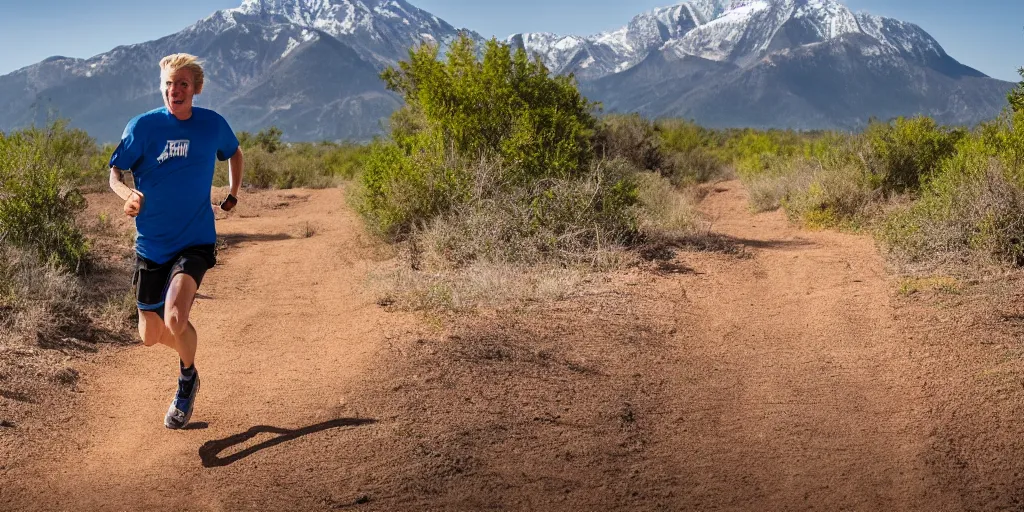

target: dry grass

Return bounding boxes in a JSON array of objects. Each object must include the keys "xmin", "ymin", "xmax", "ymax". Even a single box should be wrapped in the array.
[
  {"xmin": 882, "ymin": 165, "xmax": 1024, "ymax": 276},
  {"xmin": 1, "ymin": 192, "xmax": 137, "ymax": 430},
  {"xmin": 373, "ymin": 262, "xmax": 597, "ymax": 313},
  {"xmin": 897, "ymin": 276, "xmax": 962, "ymax": 296},
  {"xmin": 371, "ymin": 173, "xmax": 710, "ymax": 313}
]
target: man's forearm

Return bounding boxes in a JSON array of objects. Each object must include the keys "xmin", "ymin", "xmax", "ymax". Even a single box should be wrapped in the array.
[
  {"xmin": 228, "ymin": 148, "xmax": 244, "ymax": 196},
  {"xmin": 109, "ymin": 167, "xmax": 134, "ymax": 200}
]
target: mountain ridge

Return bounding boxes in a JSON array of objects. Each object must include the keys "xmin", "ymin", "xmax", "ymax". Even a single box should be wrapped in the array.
[{"xmin": 0, "ymin": 0, "xmax": 1012, "ymax": 141}]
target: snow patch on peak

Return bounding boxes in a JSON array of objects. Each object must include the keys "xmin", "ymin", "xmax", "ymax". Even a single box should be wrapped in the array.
[
  {"xmin": 793, "ymin": 0, "xmax": 859, "ymax": 39},
  {"xmin": 854, "ymin": 12, "xmax": 942, "ymax": 58},
  {"xmin": 672, "ymin": 0, "xmax": 772, "ymax": 62}
]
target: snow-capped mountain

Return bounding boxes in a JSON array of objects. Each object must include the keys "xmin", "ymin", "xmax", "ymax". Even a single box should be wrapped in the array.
[
  {"xmin": 0, "ymin": 0, "xmax": 1013, "ymax": 140},
  {"xmin": 512, "ymin": 0, "xmax": 1010, "ymax": 129},
  {"xmin": 206, "ymin": 0, "xmax": 467, "ymax": 67},
  {"xmin": 509, "ymin": 0, "xmax": 947, "ymax": 79},
  {"xmin": 0, "ymin": 0, "xmax": 475, "ymax": 142}
]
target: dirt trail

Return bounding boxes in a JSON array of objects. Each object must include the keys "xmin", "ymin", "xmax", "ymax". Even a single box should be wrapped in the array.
[
  {"xmin": 653, "ymin": 182, "xmax": 956, "ymax": 509},
  {"xmin": 2, "ymin": 181, "xmax": 1021, "ymax": 510},
  {"xmin": 1, "ymin": 188, "xmax": 428, "ymax": 509}
]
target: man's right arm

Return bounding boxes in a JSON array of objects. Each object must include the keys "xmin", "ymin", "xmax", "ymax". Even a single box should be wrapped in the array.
[
  {"xmin": 110, "ymin": 166, "xmax": 143, "ymax": 217},
  {"xmin": 109, "ymin": 166, "xmax": 134, "ymax": 200}
]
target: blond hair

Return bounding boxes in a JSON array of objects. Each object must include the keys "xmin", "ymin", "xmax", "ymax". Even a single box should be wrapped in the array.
[{"xmin": 159, "ymin": 53, "xmax": 205, "ymax": 94}]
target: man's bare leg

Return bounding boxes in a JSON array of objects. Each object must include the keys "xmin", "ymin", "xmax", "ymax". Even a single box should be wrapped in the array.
[
  {"xmin": 161, "ymin": 272, "xmax": 202, "ymax": 429},
  {"xmin": 138, "ymin": 311, "xmax": 175, "ymax": 350},
  {"xmin": 164, "ymin": 273, "xmax": 199, "ymax": 367}
]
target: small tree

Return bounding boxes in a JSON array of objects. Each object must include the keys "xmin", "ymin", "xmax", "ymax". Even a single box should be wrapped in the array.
[
  {"xmin": 379, "ymin": 33, "xmax": 596, "ymax": 182},
  {"xmin": 1009, "ymin": 67, "xmax": 1024, "ymax": 113},
  {"xmin": 361, "ymin": 33, "xmax": 610, "ymax": 236}
]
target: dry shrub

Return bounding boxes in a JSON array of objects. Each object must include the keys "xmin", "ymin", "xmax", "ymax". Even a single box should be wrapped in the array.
[
  {"xmin": 882, "ymin": 162, "xmax": 1024, "ymax": 272},
  {"xmin": 741, "ymin": 156, "xmax": 877, "ymax": 228},
  {"xmin": 374, "ymin": 263, "xmax": 592, "ymax": 313},
  {"xmin": 744, "ymin": 157, "xmax": 817, "ymax": 213},
  {"xmin": 375, "ymin": 167, "xmax": 705, "ymax": 313},
  {"xmin": 634, "ymin": 171, "xmax": 702, "ymax": 238},
  {"xmin": 0, "ymin": 246, "xmax": 80, "ymax": 344}
]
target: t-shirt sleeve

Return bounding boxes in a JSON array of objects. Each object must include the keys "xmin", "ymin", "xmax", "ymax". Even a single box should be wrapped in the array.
[
  {"xmin": 108, "ymin": 118, "xmax": 144, "ymax": 170},
  {"xmin": 216, "ymin": 115, "xmax": 240, "ymax": 161}
]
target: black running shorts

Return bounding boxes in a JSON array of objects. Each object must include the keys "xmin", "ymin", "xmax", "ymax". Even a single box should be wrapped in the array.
[{"xmin": 133, "ymin": 244, "xmax": 217, "ymax": 317}]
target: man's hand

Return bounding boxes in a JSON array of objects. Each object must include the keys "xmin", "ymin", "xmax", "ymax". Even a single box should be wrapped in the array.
[
  {"xmin": 123, "ymin": 190, "xmax": 144, "ymax": 217},
  {"xmin": 219, "ymin": 193, "xmax": 238, "ymax": 212}
]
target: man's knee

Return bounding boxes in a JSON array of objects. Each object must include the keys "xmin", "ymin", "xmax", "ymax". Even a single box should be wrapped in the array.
[
  {"xmin": 164, "ymin": 273, "xmax": 197, "ymax": 336},
  {"xmin": 138, "ymin": 311, "xmax": 165, "ymax": 347},
  {"xmin": 164, "ymin": 307, "xmax": 189, "ymax": 336}
]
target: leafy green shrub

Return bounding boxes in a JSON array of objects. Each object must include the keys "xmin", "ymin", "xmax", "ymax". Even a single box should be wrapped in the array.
[
  {"xmin": 880, "ymin": 119, "xmax": 1024, "ymax": 268},
  {"xmin": 235, "ymin": 147, "xmax": 279, "ymax": 189},
  {"xmin": 0, "ymin": 122, "xmax": 89, "ymax": 271},
  {"xmin": 218, "ymin": 139, "xmax": 370, "ymax": 189},
  {"xmin": 381, "ymin": 36, "xmax": 595, "ymax": 184},
  {"xmin": 1009, "ymin": 68, "xmax": 1024, "ymax": 113},
  {"xmin": 652, "ymin": 120, "xmax": 727, "ymax": 185},
  {"xmin": 726, "ymin": 129, "xmax": 804, "ymax": 176},
  {"xmin": 323, "ymin": 142, "xmax": 372, "ymax": 180},
  {"xmin": 656, "ymin": 119, "xmax": 723, "ymax": 155},
  {"xmin": 865, "ymin": 116, "xmax": 965, "ymax": 193},
  {"xmin": 359, "ymin": 34, "xmax": 628, "ymax": 249},
  {"xmin": 358, "ymin": 134, "xmax": 468, "ymax": 236},
  {"xmin": 238, "ymin": 126, "xmax": 284, "ymax": 153}
]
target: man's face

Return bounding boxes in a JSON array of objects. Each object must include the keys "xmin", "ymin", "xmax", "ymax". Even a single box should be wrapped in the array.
[{"xmin": 161, "ymin": 68, "xmax": 195, "ymax": 119}]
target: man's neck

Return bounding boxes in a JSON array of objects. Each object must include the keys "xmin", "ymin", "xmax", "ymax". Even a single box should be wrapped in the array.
[{"xmin": 171, "ymin": 108, "xmax": 193, "ymax": 121}]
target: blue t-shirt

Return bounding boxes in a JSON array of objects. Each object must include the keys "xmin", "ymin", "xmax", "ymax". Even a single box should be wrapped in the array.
[{"xmin": 109, "ymin": 107, "xmax": 239, "ymax": 265}]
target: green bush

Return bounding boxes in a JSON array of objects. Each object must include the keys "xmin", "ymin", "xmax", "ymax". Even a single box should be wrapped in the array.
[
  {"xmin": 879, "ymin": 114, "xmax": 1024, "ymax": 268},
  {"xmin": 216, "ymin": 139, "xmax": 367, "ymax": 189},
  {"xmin": 0, "ymin": 122, "xmax": 90, "ymax": 271},
  {"xmin": 1009, "ymin": 68, "xmax": 1024, "ymax": 113},
  {"xmin": 358, "ymin": 133, "xmax": 468, "ymax": 236},
  {"xmin": 322, "ymin": 142, "xmax": 372, "ymax": 180},
  {"xmin": 238, "ymin": 126, "xmax": 284, "ymax": 153},
  {"xmin": 726, "ymin": 129, "xmax": 804, "ymax": 176},
  {"xmin": 380, "ymin": 35, "xmax": 595, "ymax": 184},
  {"xmin": 359, "ymin": 34, "xmax": 629, "ymax": 247},
  {"xmin": 864, "ymin": 116, "xmax": 965, "ymax": 193}
]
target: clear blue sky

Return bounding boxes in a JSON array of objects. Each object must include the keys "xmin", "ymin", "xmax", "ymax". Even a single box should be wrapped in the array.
[{"xmin": 0, "ymin": 0, "xmax": 1020, "ymax": 81}]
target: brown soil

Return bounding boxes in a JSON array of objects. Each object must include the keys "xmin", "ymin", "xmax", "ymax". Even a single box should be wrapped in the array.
[{"xmin": 2, "ymin": 181, "xmax": 1023, "ymax": 510}]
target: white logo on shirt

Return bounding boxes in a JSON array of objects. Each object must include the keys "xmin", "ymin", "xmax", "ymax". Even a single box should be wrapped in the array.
[{"xmin": 157, "ymin": 140, "xmax": 190, "ymax": 164}]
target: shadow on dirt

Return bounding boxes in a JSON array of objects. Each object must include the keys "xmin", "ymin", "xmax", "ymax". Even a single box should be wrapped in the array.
[
  {"xmin": 198, "ymin": 418, "xmax": 376, "ymax": 468},
  {"xmin": 217, "ymin": 232, "xmax": 294, "ymax": 249},
  {"xmin": 639, "ymin": 232, "xmax": 814, "ymax": 262}
]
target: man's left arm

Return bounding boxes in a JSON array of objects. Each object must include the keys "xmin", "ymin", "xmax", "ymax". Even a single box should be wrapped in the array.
[{"xmin": 221, "ymin": 147, "xmax": 244, "ymax": 212}]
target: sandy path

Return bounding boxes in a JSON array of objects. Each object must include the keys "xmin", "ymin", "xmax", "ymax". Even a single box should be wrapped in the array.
[
  {"xmin": 646, "ymin": 181, "xmax": 959, "ymax": 509},
  {"xmin": 3, "ymin": 181, "xmax": 1021, "ymax": 510},
  {"xmin": 1, "ymin": 188, "xmax": 424, "ymax": 510}
]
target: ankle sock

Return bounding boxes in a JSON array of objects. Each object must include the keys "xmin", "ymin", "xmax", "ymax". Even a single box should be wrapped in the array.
[{"xmin": 179, "ymin": 360, "xmax": 196, "ymax": 380}]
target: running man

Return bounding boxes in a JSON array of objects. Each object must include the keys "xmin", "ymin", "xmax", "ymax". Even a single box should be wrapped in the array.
[{"xmin": 108, "ymin": 53, "xmax": 244, "ymax": 429}]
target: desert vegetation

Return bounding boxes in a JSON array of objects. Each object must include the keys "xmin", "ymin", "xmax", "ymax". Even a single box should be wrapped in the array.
[
  {"xmin": 351, "ymin": 36, "xmax": 722, "ymax": 310},
  {"xmin": 3, "ymin": 36, "xmax": 1021, "ymax": 375}
]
